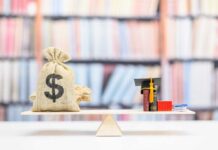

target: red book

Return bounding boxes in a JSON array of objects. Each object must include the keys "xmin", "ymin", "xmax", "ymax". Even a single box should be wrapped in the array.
[
  {"xmin": 11, "ymin": 0, "xmax": 19, "ymax": 14},
  {"xmin": 157, "ymin": 100, "xmax": 173, "ymax": 111},
  {"xmin": 0, "ymin": 0, "xmax": 3, "ymax": 13},
  {"xmin": 143, "ymin": 89, "xmax": 149, "ymax": 111},
  {"xmin": 6, "ymin": 19, "xmax": 14, "ymax": 57},
  {"xmin": 0, "ymin": 106, "xmax": 5, "ymax": 121},
  {"xmin": 73, "ymin": 19, "xmax": 81, "ymax": 59}
]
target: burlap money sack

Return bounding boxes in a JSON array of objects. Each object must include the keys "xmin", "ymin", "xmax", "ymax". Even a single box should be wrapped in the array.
[{"xmin": 30, "ymin": 47, "xmax": 91, "ymax": 112}]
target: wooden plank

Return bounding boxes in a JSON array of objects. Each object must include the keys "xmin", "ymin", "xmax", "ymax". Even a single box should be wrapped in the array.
[{"xmin": 21, "ymin": 109, "xmax": 195, "ymax": 115}]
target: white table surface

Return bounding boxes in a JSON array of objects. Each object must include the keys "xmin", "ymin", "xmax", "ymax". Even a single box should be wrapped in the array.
[{"xmin": 0, "ymin": 121, "xmax": 218, "ymax": 150}]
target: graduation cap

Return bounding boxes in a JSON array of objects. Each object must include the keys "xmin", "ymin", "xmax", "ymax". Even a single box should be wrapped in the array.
[{"xmin": 134, "ymin": 78, "xmax": 161, "ymax": 94}]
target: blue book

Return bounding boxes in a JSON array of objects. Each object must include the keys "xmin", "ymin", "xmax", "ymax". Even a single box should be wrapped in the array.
[
  {"xmin": 3, "ymin": 0, "xmax": 10, "ymax": 15},
  {"xmin": 90, "ymin": 19, "xmax": 105, "ymax": 59},
  {"xmin": 72, "ymin": 64, "xmax": 88, "ymax": 86},
  {"xmin": 57, "ymin": 0, "xmax": 62, "ymax": 15},
  {"xmin": 29, "ymin": 60, "xmax": 38, "ymax": 100},
  {"xmin": 53, "ymin": 0, "xmax": 59, "ymax": 16},
  {"xmin": 121, "ymin": 66, "xmax": 147, "ymax": 106},
  {"xmin": 80, "ymin": 19, "xmax": 91, "ymax": 59},
  {"xmin": 0, "ymin": 61, "xmax": 3, "ymax": 102},
  {"xmin": 2, "ymin": 60, "xmax": 11, "ymax": 103},
  {"xmin": 102, "ymin": 65, "xmax": 126, "ymax": 105},
  {"xmin": 183, "ymin": 62, "xmax": 191, "ymax": 104},
  {"xmin": 104, "ymin": 20, "xmax": 114, "ymax": 59},
  {"xmin": 89, "ymin": 64, "xmax": 104, "ymax": 106},
  {"xmin": 6, "ymin": 105, "xmax": 14, "ymax": 121},
  {"xmin": 68, "ymin": 19, "xmax": 75, "ymax": 58},
  {"xmin": 41, "ymin": 20, "xmax": 51, "ymax": 49},
  {"xmin": 70, "ymin": 64, "xmax": 89, "ymax": 107},
  {"xmin": 19, "ymin": 60, "xmax": 28, "ymax": 102},
  {"xmin": 11, "ymin": 61, "xmax": 19, "ymax": 102},
  {"xmin": 111, "ymin": 65, "xmax": 135, "ymax": 106},
  {"xmin": 119, "ymin": 22, "xmax": 130, "ymax": 59},
  {"xmin": 15, "ymin": 105, "xmax": 23, "ymax": 121}
]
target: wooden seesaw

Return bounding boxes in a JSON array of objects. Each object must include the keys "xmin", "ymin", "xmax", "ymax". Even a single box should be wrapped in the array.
[{"xmin": 21, "ymin": 109, "xmax": 195, "ymax": 137}]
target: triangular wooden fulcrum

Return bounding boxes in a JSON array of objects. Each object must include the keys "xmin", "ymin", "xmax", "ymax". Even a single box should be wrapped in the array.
[{"xmin": 96, "ymin": 115, "xmax": 122, "ymax": 137}]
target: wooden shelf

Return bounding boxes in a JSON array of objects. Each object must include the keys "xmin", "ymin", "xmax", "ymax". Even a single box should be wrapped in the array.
[
  {"xmin": 43, "ymin": 15, "xmax": 160, "ymax": 21},
  {"xmin": 0, "ymin": 14, "xmax": 35, "ymax": 19},
  {"xmin": 2, "ymin": 57, "xmax": 218, "ymax": 64},
  {"xmin": 190, "ymin": 107, "xmax": 218, "ymax": 111},
  {"xmin": 38, "ymin": 58, "xmax": 161, "ymax": 65},
  {"xmin": 170, "ymin": 15, "xmax": 218, "ymax": 20},
  {"xmin": 169, "ymin": 58, "xmax": 217, "ymax": 63},
  {"xmin": 0, "ymin": 57, "xmax": 35, "ymax": 60},
  {"xmin": 21, "ymin": 109, "xmax": 195, "ymax": 115},
  {"xmin": 0, "ymin": 14, "xmax": 159, "ymax": 21},
  {"xmin": 66, "ymin": 59, "xmax": 161, "ymax": 65},
  {"xmin": 0, "ymin": 57, "xmax": 161, "ymax": 65}
]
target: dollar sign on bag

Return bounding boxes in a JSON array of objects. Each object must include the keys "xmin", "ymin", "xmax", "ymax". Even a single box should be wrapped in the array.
[{"xmin": 44, "ymin": 74, "xmax": 64, "ymax": 103}]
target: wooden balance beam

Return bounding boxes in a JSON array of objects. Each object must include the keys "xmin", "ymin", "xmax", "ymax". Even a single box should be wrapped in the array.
[{"xmin": 21, "ymin": 109, "xmax": 195, "ymax": 137}]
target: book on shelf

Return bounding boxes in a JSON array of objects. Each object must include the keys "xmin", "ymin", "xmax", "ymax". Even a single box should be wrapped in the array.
[
  {"xmin": 40, "ymin": 0, "xmax": 159, "ymax": 17},
  {"xmin": 162, "ymin": 61, "xmax": 214, "ymax": 107},
  {"xmin": 29, "ymin": 59, "xmax": 38, "ymax": 100},
  {"xmin": 20, "ymin": 59, "xmax": 29, "ymax": 102},
  {"xmin": 111, "ymin": 65, "xmax": 136, "ymax": 106},
  {"xmin": 0, "ymin": 105, "xmax": 5, "ymax": 121},
  {"xmin": 214, "ymin": 68, "xmax": 218, "ymax": 106},
  {"xmin": 102, "ymin": 65, "xmax": 126, "ymax": 106},
  {"xmin": 89, "ymin": 64, "xmax": 104, "ymax": 106},
  {"xmin": 0, "ymin": 0, "xmax": 36, "ymax": 16},
  {"xmin": 121, "ymin": 66, "xmax": 146, "ymax": 106},
  {"xmin": 167, "ymin": 0, "xmax": 218, "ymax": 16},
  {"xmin": 0, "ymin": 61, "xmax": 3, "ymax": 102},
  {"xmin": 192, "ymin": 17, "xmax": 217, "ymax": 58},
  {"xmin": 166, "ymin": 17, "xmax": 218, "ymax": 59},
  {"xmin": 101, "ymin": 65, "xmax": 160, "ymax": 107},
  {"xmin": 11, "ymin": 60, "xmax": 19, "ymax": 102},
  {"xmin": 42, "ymin": 19, "xmax": 160, "ymax": 60},
  {"xmin": 0, "ymin": 18, "xmax": 34, "ymax": 58},
  {"xmin": 2, "ymin": 60, "xmax": 11, "ymax": 103},
  {"xmin": 0, "ymin": 59, "xmax": 31, "ymax": 104},
  {"xmin": 0, "ymin": 61, "xmax": 161, "ymax": 107}
]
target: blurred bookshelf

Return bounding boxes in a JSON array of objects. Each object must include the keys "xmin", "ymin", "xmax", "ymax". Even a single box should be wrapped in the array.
[
  {"xmin": 162, "ymin": 0, "xmax": 218, "ymax": 121},
  {"xmin": 0, "ymin": 0, "xmax": 218, "ymax": 121}
]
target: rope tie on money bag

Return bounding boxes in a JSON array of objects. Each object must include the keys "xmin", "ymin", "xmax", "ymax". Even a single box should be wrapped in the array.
[{"xmin": 30, "ymin": 47, "xmax": 91, "ymax": 112}]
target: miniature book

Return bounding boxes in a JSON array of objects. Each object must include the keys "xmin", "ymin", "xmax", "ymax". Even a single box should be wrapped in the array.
[
  {"xmin": 134, "ymin": 78, "xmax": 160, "ymax": 111},
  {"xmin": 30, "ymin": 47, "xmax": 91, "ymax": 112}
]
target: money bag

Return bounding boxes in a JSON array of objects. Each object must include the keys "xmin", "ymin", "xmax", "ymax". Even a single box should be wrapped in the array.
[{"xmin": 30, "ymin": 47, "xmax": 91, "ymax": 112}]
